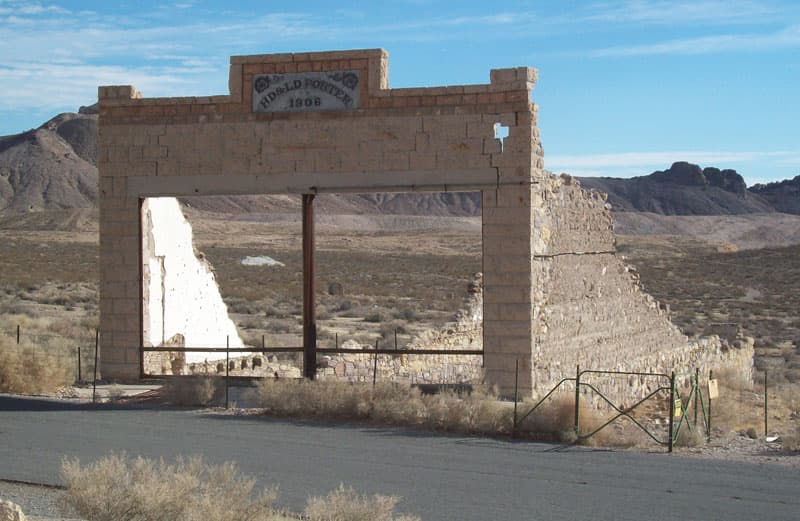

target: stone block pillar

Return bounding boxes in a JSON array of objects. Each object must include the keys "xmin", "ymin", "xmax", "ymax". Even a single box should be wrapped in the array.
[
  {"xmin": 481, "ymin": 68, "xmax": 542, "ymax": 397},
  {"xmin": 98, "ymin": 86, "xmax": 147, "ymax": 381}
]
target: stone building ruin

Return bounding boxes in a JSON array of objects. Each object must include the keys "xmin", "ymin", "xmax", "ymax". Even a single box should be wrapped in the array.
[{"xmin": 97, "ymin": 49, "xmax": 752, "ymax": 397}]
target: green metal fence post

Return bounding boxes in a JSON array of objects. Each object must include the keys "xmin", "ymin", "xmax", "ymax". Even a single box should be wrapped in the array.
[
  {"xmin": 668, "ymin": 371, "xmax": 675, "ymax": 453},
  {"xmin": 707, "ymin": 369, "xmax": 713, "ymax": 441},
  {"xmin": 574, "ymin": 365, "xmax": 581, "ymax": 437}
]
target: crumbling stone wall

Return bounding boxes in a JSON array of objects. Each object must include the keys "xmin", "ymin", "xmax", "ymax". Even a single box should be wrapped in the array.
[
  {"xmin": 186, "ymin": 275, "xmax": 485, "ymax": 385},
  {"xmin": 530, "ymin": 174, "xmax": 753, "ymax": 400},
  {"xmin": 317, "ymin": 275, "xmax": 484, "ymax": 384}
]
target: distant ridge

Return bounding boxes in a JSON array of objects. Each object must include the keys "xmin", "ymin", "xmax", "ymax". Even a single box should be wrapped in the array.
[
  {"xmin": 576, "ymin": 161, "xmax": 786, "ymax": 215},
  {"xmin": 749, "ymin": 176, "xmax": 800, "ymax": 214}
]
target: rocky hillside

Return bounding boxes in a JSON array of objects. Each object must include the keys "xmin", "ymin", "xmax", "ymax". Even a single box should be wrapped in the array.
[
  {"xmin": 0, "ymin": 108, "xmax": 98, "ymax": 214},
  {"xmin": 749, "ymin": 176, "xmax": 800, "ymax": 214}
]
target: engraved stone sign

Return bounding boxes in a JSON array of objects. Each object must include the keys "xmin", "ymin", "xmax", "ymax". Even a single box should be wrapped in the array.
[{"xmin": 252, "ymin": 70, "xmax": 360, "ymax": 113}]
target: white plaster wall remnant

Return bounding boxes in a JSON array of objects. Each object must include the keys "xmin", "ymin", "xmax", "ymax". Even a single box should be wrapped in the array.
[{"xmin": 142, "ymin": 197, "xmax": 244, "ymax": 365}]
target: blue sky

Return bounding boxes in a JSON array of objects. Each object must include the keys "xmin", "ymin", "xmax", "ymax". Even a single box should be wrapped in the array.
[{"xmin": 0, "ymin": 0, "xmax": 798, "ymax": 184}]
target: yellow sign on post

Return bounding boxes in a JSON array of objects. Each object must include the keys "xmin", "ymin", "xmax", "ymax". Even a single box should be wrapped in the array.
[
  {"xmin": 674, "ymin": 397, "xmax": 682, "ymax": 418},
  {"xmin": 708, "ymin": 379, "xmax": 719, "ymax": 400}
]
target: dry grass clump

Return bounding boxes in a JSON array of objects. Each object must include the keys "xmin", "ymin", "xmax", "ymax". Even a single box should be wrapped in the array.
[
  {"xmin": 782, "ymin": 423, "xmax": 800, "ymax": 452},
  {"xmin": 161, "ymin": 376, "xmax": 225, "ymax": 406},
  {"xmin": 515, "ymin": 394, "xmax": 610, "ymax": 445},
  {"xmin": 61, "ymin": 453, "xmax": 280, "ymax": 521},
  {"xmin": 304, "ymin": 484, "xmax": 420, "ymax": 521},
  {"xmin": 252, "ymin": 379, "xmax": 370, "ymax": 419},
  {"xmin": 711, "ymin": 368, "xmax": 761, "ymax": 433},
  {"xmin": 251, "ymin": 379, "xmax": 615, "ymax": 444},
  {"xmin": 418, "ymin": 386, "xmax": 511, "ymax": 434},
  {"xmin": 0, "ymin": 335, "xmax": 72, "ymax": 394},
  {"xmin": 251, "ymin": 379, "xmax": 513, "ymax": 435},
  {"xmin": 61, "ymin": 454, "xmax": 420, "ymax": 521},
  {"xmin": 672, "ymin": 423, "xmax": 707, "ymax": 447}
]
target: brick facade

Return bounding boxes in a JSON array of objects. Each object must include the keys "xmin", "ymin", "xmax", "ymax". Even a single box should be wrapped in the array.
[{"xmin": 98, "ymin": 49, "xmax": 542, "ymax": 394}]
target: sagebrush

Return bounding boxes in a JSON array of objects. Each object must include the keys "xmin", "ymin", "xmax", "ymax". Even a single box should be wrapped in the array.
[
  {"xmin": 162, "ymin": 376, "xmax": 225, "ymax": 406},
  {"xmin": 0, "ymin": 335, "xmax": 71, "ymax": 394},
  {"xmin": 61, "ymin": 453, "xmax": 419, "ymax": 521},
  {"xmin": 249, "ymin": 379, "xmax": 608, "ymax": 444},
  {"xmin": 304, "ymin": 484, "xmax": 420, "ymax": 521}
]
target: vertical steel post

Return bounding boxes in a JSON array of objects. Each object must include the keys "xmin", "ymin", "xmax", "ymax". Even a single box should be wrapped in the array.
[
  {"xmin": 373, "ymin": 339, "xmax": 379, "ymax": 386},
  {"xmin": 225, "ymin": 335, "xmax": 230, "ymax": 409},
  {"xmin": 394, "ymin": 329, "xmax": 398, "ymax": 350},
  {"xmin": 138, "ymin": 198, "xmax": 145, "ymax": 379},
  {"xmin": 92, "ymin": 329, "xmax": 99, "ymax": 404},
  {"xmin": 302, "ymin": 193, "xmax": 317, "ymax": 380},
  {"xmin": 574, "ymin": 365, "xmax": 581, "ymax": 436},
  {"xmin": 16, "ymin": 324, "xmax": 20, "ymax": 344},
  {"xmin": 693, "ymin": 367, "xmax": 699, "ymax": 428},
  {"xmin": 764, "ymin": 370, "xmax": 768, "ymax": 437},
  {"xmin": 512, "ymin": 358, "xmax": 519, "ymax": 439},
  {"xmin": 77, "ymin": 346, "xmax": 82, "ymax": 382},
  {"xmin": 668, "ymin": 371, "xmax": 675, "ymax": 453},
  {"xmin": 335, "ymin": 332, "xmax": 338, "ymax": 349}
]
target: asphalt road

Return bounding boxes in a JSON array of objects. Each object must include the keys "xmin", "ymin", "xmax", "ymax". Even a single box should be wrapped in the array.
[{"xmin": 1, "ymin": 394, "xmax": 797, "ymax": 521}]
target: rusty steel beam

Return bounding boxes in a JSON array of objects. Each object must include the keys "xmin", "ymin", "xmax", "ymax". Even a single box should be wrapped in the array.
[{"xmin": 302, "ymin": 193, "xmax": 317, "ymax": 379}]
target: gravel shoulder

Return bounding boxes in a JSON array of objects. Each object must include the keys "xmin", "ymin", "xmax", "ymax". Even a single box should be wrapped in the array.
[
  {"xmin": 0, "ymin": 480, "xmax": 82, "ymax": 521},
  {"xmin": 673, "ymin": 430, "xmax": 800, "ymax": 468}
]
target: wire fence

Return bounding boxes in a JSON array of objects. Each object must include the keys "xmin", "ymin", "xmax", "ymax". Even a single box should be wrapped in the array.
[
  {"xmin": 509, "ymin": 362, "xmax": 780, "ymax": 452},
  {"xmin": 0, "ymin": 325, "xmax": 781, "ymax": 445},
  {"xmin": 0, "ymin": 326, "xmax": 98, "ymax": 386}
]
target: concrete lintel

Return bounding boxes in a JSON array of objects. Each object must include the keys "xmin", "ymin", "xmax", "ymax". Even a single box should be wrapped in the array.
[{"xmin": 126, "ymin": 169, "xmax": 505, "ymax": 197}]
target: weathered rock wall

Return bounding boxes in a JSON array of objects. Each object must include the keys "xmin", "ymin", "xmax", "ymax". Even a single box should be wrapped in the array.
[
  {"xmin": 531, "ymin": 174, "xmax": 753, "ymax": 401},
  {"xmin": 188, "ymin": 276, "xmax": 485, "ymax": 384}
]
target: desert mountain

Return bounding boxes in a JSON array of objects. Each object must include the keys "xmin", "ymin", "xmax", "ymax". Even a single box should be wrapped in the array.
[
  {"xmin": 749, "ymin": 176, "xmax": 800, "ymax": 215},
  {"xmin": 1, "ymin": 110, "xmax": 796, "ymax": 219},
  {"xmin": 0, "ymin": 108, "xmax": 98, "ymax": 214},
  {"xmin": 576, "ymin": 162, "xmax": 783, "ymax": 215}
]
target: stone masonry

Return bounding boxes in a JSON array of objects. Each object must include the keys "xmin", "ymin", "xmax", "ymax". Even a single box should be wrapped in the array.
[
  {"xmin": 185, "ymin": 275, "xmax": 484, "ymax": 385},
  {"xmin": 98, "ymin": 49, "xmax": 540, "ymax": 393}
]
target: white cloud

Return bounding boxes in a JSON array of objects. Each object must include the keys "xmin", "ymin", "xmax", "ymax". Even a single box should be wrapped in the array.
[
  {"xmin": 0, "ymin": 2, "xmax": 68, "ymax": 16},
  {"xmin": 586, "ymin": 24, "xmax": 800, "ymax": 57},
  {"xmin": 584, "ymin": 0, "xmax": 778, "ymax": 25},
  {"xmin": 0, "ymin": 60, "xmax": 222, "ymax": 110},
  {"xmin": 548, "ymin": 150, "xmax": 800, "ymax": 169}
]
